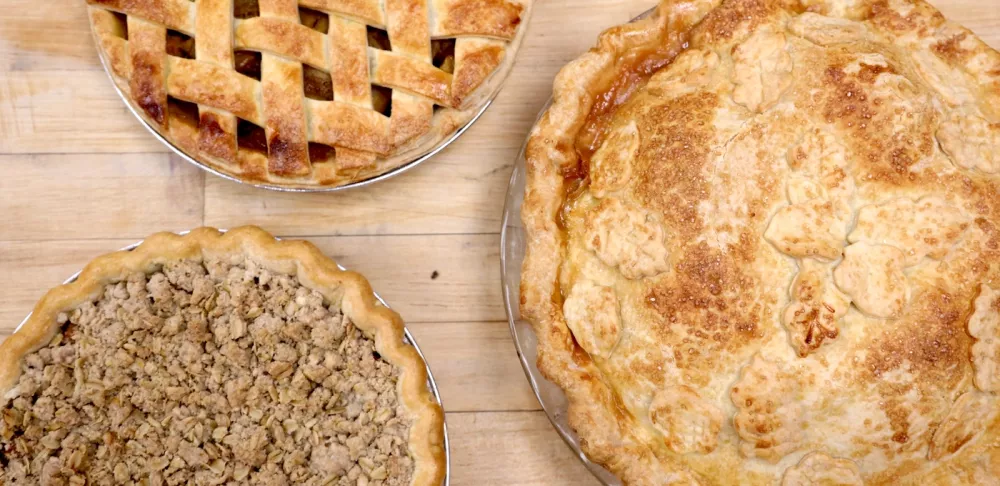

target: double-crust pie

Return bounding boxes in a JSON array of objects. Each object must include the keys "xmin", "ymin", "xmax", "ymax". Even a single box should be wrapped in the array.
[
  {"xmin": 85, "ymin": 0, "xmax": 532, "ymax": 188},
  {"xmin": 521, "ymin": 0, "xmax": 1000, "ymax": 484},
  {"xmin": 0, "ymin": 227, "xmax": 445, "ymax": 485}
]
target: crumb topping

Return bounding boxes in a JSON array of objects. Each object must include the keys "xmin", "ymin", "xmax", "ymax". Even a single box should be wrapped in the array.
[{"xmin": 1, "ymin": 258, "xmax": 413, "ymax": 486}]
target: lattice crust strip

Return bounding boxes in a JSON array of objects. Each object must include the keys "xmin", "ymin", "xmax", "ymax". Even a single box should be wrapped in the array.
[{"xmin": 86, "ymin": 0, "xmax": 527, "ymax": 185}]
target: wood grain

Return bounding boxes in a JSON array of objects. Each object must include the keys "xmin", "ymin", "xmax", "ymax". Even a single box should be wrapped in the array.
[
  {"xmin": 0, "ymin": 0, "xmax": 97, "ymax": 72},
  {"xmin": 0, "ymin": 154, "xmax": 203, "ymax": 240},
  {"xmin": 0, "ymin": 71, "xmax": 166, "ymax": 154},
  {"xmin": 409, "ymin": 322, "xmax": 541, "ymax": 412},
  {"xmin": 202, "ymin": 140, "xmax": 515, "ymax": 235},
  {"xmin": 0, "ymin": 233, "xmax": 499, "ymax": 327},
  {"xmin": 447, "ymin": 411, "xmax": 600, "ymax": 485},
  {"xmin": 934, "ymin": 0, "xmax": 1000, "ymax": 47},
  {"xmin": 1, "ymin": 0, "xmax": 998, "ymax": 485},
  {"xmin": 0, "ymin": 239, "xmax": 135, "ymax": 327},
  {"xmin": 309, "ymin": 234, "xmax": 504, "ymax": 323}
]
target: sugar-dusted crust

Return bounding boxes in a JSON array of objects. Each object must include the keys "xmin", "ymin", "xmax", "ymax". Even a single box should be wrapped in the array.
[
  {"xmin": 85, "ymin": 0, "xmax": 534, "ymax": 189},
  {"xmin": 0, "ymin": 226, "xmax": 446, "ymax": 485},
  {"xmin": 521, "ymin": 0, "xmax": 1000, "ymax": 484}
]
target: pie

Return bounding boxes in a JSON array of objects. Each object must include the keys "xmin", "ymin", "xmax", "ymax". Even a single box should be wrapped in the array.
[
  {"xmin": 0, "ymin": 227, "xmax": 445, "ymax": 485},
  {"xmin": 520, "ymin": 0, "xmax": 1000, "ymax": 484},
  {"xmin": 85, "ymin": 0, "xmax": 532, "ymax": 188}
]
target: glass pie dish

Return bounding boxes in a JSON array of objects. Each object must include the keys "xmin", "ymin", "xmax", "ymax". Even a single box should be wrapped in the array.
[
  {"xmin": 501, "ymin": 130, "xmax": 619, "ymax": 486},
  {"xmin": 501, "ymin": 8, "xmax": 653, "ymax": 484}
]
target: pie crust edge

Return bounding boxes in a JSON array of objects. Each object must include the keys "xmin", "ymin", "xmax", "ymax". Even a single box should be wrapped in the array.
[
  {"xmin": 520, "ymin": 4, "xmax": 703, "ymax": 480},
  {"xmin": 0, "ymin": 226, "xmax": 446, "ymax": 485},
  {"xmin": 520, "ymin": 0, "xmax": 1000, "ymax": 483}
]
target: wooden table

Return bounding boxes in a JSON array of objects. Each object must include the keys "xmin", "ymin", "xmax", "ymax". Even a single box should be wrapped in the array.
[{"xmin": 1, "ymin": 1, "xmax": 998, "ymax": 484}]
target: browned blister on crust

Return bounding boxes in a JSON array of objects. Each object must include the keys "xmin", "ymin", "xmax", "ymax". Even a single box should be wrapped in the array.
[
  {"xmin": 127, "ymin": 17, "xmax": 169, "ymax": 126},
  {"xmin": 263, "ymin": 56, "xmax": 311, "ymax": 176},
  {"xmin": 451, "ymin": 39, "xmax": 506, "ymax": 106},
  {"xmin": 197, "ymin": 109, "xmax": 239, "ymax": 162},
  {"xmin": 520, "ymin": 0, "xmax": 1000, "ymax": 484}
]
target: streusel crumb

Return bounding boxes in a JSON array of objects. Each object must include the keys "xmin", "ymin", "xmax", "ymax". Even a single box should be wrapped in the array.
[{"xmin": 1, "ymin": 258, "xmax": 413, "ymax": 486}]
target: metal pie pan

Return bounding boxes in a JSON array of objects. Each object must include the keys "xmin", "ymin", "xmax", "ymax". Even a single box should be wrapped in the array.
[
  {"xmin": 92, "ymin": 45, "xmax": 494, "ymax": 193},
  {"xmin": 14, "ymin": 230, "xmax": 451, "ymax": 485}
]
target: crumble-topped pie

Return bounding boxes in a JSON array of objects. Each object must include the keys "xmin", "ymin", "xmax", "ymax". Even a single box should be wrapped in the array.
[
  {"xmin": 85, "ymin": 0, "xmax": 532, "ymax": 188},
  {"xmin": 520, "ymin": 0, "xmax": 1000, "ymax": 484},
  {"xmin": 0, "ymin": 227, "xmax": 445, "ymax": 485}
]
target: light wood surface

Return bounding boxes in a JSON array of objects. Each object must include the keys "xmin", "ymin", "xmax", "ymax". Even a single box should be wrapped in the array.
[{"xmin": 1, "ymin": 1, "xmax": 998, "ymax": 484}]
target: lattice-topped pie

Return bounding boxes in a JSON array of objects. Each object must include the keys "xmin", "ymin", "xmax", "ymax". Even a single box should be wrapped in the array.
[
  {"xmin": 520, "ymin": 0, "xmax": 1000, "ymax": 484},
  {"xmin": 0, "ymin": 227, "xmax": 445, "ymax": 485},
  {"xmin": 85, "ymin": 0, "xmax": 531, "ymax": 188}
]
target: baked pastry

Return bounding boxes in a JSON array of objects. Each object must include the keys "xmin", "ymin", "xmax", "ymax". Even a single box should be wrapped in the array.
[
  {"xmin": 520, "ymin": 0, "xmax": 1000, "ymax": 484},
  {"xmin": 85, "ymin": 0, "xmax": 532, "ymax": 188},
  {"xmin": 0, "ymin": 227, "xmax": 445, "ymax": 485}
]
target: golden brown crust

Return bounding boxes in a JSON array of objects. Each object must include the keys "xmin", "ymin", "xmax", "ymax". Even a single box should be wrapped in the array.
[
  {"xmin": 330, "ymin": 16, "xmax": 374, "ymax": 106},
  {"xmin": 127, "ymin": 17, "xmax": 169, "ymax": 126},
  {"xmin": 166, "ymin": 57, "xmax": 263, "ymax": 123},
  {"xmin": 451, "ymin": 39, "xmax": 506, "ymax": 103},
  {"xmin": 299, "ymin": 0, "xmax": 385, "ymax": 26},
  {"xmin": 387, "ymin": 0, "xmax": 432, "ymax": 58},
  {"xmin": 521, "ymin": 4, "xmax": 721, "ymax": 484},
  {"xmin": 90, "ymin": 0, "xmax": 193, "ymax": 31},
  {"xmin": 0, "ymin": 226, "xmax": 446, "ymax": 486},
  {"xmin": 307, "ymin": 100, "xmax": 393, "ymax": 155},
  {"xmin": 521, "ymin": 0, "xmax": 1000, "ymax": 484},
  {"xmin": 85, "ymin": 0, "xmax": 534, "ymax": 189},
  {"xmin": 194, "ymin": 0, "xmax": 240, "ymax": 163},
  {"xmin": 431, "ymin": 0, "xmax": 524, "ymax": 39},
  {"xmin": 198, "ymin": 108, "xmax": 239, "ymax": 161},
  {"xmin": 370, "ymin": 50, "xmax": 455, "ymax": 106},
  {"xmin": 234, "ymin": 18, "xmax": 328, "ymax": 69}
]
